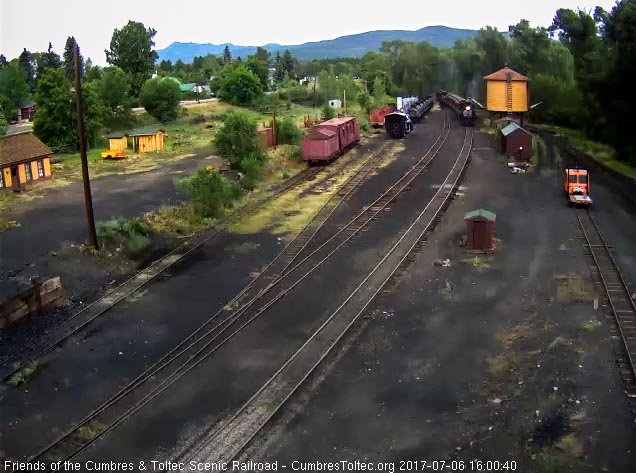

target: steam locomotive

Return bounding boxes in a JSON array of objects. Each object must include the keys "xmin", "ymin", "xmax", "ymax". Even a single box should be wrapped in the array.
[{"xmin": 437, "ymin": 91, "xmax": 477, "ymax": 126}]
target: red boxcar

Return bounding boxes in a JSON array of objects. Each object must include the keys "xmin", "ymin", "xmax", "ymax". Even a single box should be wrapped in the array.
[
  {"xmin": 319, "ymin": 117, "xmax": 360, "ymax": 152},
  {"xmin": 369, "ymin": 105, "xmax": 396, "ymax": 127},
  {"xmin": 302, "ymin": 128, "xmax": 340, "ymax": 162},
  {"xmin": 302, "ymin": 116, "xmax": 361, "ymax": 163}
]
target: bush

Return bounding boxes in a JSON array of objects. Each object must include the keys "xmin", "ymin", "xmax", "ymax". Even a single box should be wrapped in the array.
[
  {"xmin": 96, "ymin": 217, "xmax": 151, "ymax": 256},
  {"xmin": 238, "ymin": 155, "xmax": 262, "ymax": 190},
  {"xmin": 359, "ymin": 119, "xmax": 370, "ymax": 132},
  {"xmin": 176, "ymin": 168, "xmax": 241, "ymax": 218},
  {"xmin": 322, "ymin": 104, "xmax": 336, "ymax": 120},
  {"xmin": 275, "ymin": 117, "xmax": 302, "ymax": 145},
  {"xmin": 214, "ymin": 111, "xmax": 265, "ymax": 170}
]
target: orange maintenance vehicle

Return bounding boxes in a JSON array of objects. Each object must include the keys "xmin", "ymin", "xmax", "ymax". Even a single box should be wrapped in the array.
[{"xmin": 563, "ymin": 167, "xmax": 592, "ymax": 206}]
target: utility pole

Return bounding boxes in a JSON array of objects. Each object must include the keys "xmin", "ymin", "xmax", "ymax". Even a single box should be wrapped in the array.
[
  {"xmin": 343, "ymin": 89, "xmax": 347, "ymax": 117},
  {"xmin": 272, "ymin": 93, "xmax": 277, "ymax": 149},
  {"xmin": 74, "ymin": 39, "xmax": 98, "ymax": 250}
]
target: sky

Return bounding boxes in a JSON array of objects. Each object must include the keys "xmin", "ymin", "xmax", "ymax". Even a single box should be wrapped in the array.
[{"xmin": 0, "ymin": 0, "xmax": 618, "ymax": 65}]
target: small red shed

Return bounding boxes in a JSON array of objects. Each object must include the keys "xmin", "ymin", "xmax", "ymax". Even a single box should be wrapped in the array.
[
  {"xmin": 500, "ymin": 122, "xmax": 533, "ymax": 161},
  {"xmin": 257, "ymin": 126, "xmax": 274, "ymax": 148},
  {"xmin": 464, "ymin": 209, "xmax": 496, "ymax": 252}
]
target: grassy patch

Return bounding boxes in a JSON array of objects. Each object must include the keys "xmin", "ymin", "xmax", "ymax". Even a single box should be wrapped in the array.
[
  {"xmin": 6, "ymin": 361, "xmax": 41, "ymax": 387},
  {"xmin": 462, "ymin": 255, "xmax": 493, "ymax": 269},
  {"xmin": 230, "ymin": 147, "xmax": 371, "ymax": 237},
  {"xmin": 533, "ymin": 123, "xmax": 636, "ymax": 180},
  {"xmin": 143, "ymin": 205, "xmax": 213, "ymax": 237},
  {"xmin": 554, "ymin": 274, "xmax": 593, "ymax": 301},
  {"xmin": 73, "ymin": 420, "xmax": 107, "ymax": 442},
  {"xmin": 0, "ymin": 216, "xmax": 20, "ymax": 232},
  {"xmin": 581, "ymin": 319, "xmax": 602, "ymax": 331},
  {"xmin": 95, "ymin": 217, "xmax": 151, "ymax": 256}
]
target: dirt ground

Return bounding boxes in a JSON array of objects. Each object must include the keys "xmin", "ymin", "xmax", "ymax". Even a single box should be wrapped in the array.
[
  {"xmin": 3, "ymin": 113, "xmax": 636, "ymax": 471},
  {"xmin": 0, "ymin": 149, "xmax": 220, "ymax": 297},
  {"xmin": 244, "ymin": 130, "xmax": 636, "ymax": 472}
]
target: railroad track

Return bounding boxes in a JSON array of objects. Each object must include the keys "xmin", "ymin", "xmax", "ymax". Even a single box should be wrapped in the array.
[
  {"xmin": 0, "ymin": 166, "xmax": 329, "ymax": 381},
  {"xmin": 575, "ymin": 208, "xmax": 636, "ymax": 416},
  {"xmin": 25, "ymin": 115, "xmax": 451, "ymax": 467},
  {"xmin": 183, "ymin": 125, "xmax": 474, "ymax": 465}
]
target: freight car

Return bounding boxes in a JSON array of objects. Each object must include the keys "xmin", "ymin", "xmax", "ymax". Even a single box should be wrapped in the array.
[
  {"xmin": 302, "ymin": 116, "xmax": 361, "ymax": 164},
  {"xmin": 369, "ymin": 105, "xmax": 396, "ymax": 128},
  {"xmin": 409, "ymin": 95, "xmax": 434, "ymax": 122},
  {"xmin": 437, "ymin": 91, "xmax": 476, "ymax": 126},
  {"xmin": 384, "ymin": 112, "xmax": 413, "ymax": 138}
]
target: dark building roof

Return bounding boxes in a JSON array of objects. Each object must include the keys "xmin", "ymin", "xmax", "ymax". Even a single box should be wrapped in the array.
[
  {"xmin": 19, "ymin": 99, "xmax": 36, "ymax": 109},
  {"xmin": 0, "ymin": 132, "xmax": 52, "ymax": 167},
  {"xmin": 484, "ymin": 67, "xmax": 528, "ymax": 81},
  {"xmin": 107, "ymin": 131, "xmax": 128, "ymax": 139},
  {"xmin": 127, "ymin": 126, "xmax": 166, "ymax": 137}
]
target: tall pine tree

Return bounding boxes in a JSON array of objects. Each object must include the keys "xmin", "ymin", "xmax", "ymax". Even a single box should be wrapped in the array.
[
  {"xmin": 36, "ymin": 42, "xmax": 62, "ymax": 81},
  {"xmin": 282, "ymin": 49, "xmax": 294, "ymax": 78},
  {"xmin": 274, "ymin": 51, "xmax": 284, "ymax": 81},
  {"xmin": 63, "ymin": 36, "xmax": 83, "ymax": 82},
  {"xmin": 222, "ymin": 45, "xmax": 232, "ymax": 65},
  {"xmin": 18, "ymin": 48, "xmax": 35, "ymax": 91}
]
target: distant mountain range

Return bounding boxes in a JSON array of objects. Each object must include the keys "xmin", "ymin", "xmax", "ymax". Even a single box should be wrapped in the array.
[{"xmin": 156, "ymin": 26, "xmax": 478, "ymax": 63}]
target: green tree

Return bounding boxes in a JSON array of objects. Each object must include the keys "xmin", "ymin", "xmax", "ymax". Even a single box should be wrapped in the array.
[
  {"xmin": 63, "ymin": 36, "xmax": 83, "ymax": 82},
  {"xmin": 357, "ymin": 89, "xmax": 371, "ymax": 113},
  {"xmin": 222, "ymin": 45, "xmax": 232, "ymax": 65},
  {"xmin": 158, "ymin": 59, "xmax": 173, "ymax": 74},
  {"xmin": 602, "ymin": 0, "xmax": 636, "ymax": 163},
  {"xmin": 474, "ymin": 27, "xmax": 511, "ymax": 75},
  {"xmin": 282, "ymin": 49, "xmax": 294, "ymax": 78},
  {"xmin": 245, "ymin": 57, "xmax": 269, "ymax": 89},
  {"xmin": 139, "ymin": 77, "xmax": 180, "ymax": 122},
  {"xmin": 318, "ymin": 68, "xmax": 338, "ymax": 101},
  {"xmin": 0, "ymin": 112, "xmax": 7, "ymax": 136},
  {"xmin": 0, "ymin": 63, "xmax": 29, "ymax": 119},
  {"xmin": 18, "ymin": 48, "xmax": 35, "ymax": 91},
  {"xmin": 35, "ymin": 42, "xmax": 62, "ymax": 85},
  {"xmin": 82, "ymin": 81, "xmax": 109, "ymax": 147},
  {"xmin": 216, "ymin": 65, "xmax": 263, "ymax": 106},
  {"xmin": 84, "ymin": 58, "xmax": 103, "ymax": 82},
  {"xmin": 105, "ymin": 21, "xmax": 159, "ymax": 97},
  {"xmin": 274, "ymin": 52, "xmax": 284, "ymax": 81},
  {"xmin": 255, "ymin": 47, "xmax": 271, "ymax": 64},
  {"xmin": 372, "ymin": 75, "xmax": 387, "ymax": 105},
  {"xmin": 33, "ymin": 69, "xmax": 77, "ymax": 149},
  {"xmin": 214, "ymin": 111, "xmax": 264, "ymax": 170},
  {"xmin": 275, "ymin": 117, "xmax": 301, "ymax": 145},
  {"xmin": 99, "ymin": 66, "xmax": 133, "ymax": 129}
]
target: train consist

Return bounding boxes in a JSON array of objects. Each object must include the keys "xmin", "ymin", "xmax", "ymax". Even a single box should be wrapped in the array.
[
  {"xmin": 437, "ymin": 91, "xmax": 477, "ymax": 126},
  {"xmin": 382, "ymin": 95, "xmax": 435, "ymax": 139},
  {"xmin": 302, "ymin": 116, "xmax": 361, "ymax": 164}
]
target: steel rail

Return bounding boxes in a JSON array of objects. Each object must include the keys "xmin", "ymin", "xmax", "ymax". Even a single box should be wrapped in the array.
[
  {"xmin": 25, "ymin": 140, "xmax": 393, "ymax": 466},
  {"xmin": 30, "ymin": 114, "xmax": 452, "ymax": 466},
  {"xmin": 186, "ymin": 127, "xmax": 473, "ymax": 465},
  {"xmin": 1, "ymin": 166, "xmax": 323, "ymax": 381}
]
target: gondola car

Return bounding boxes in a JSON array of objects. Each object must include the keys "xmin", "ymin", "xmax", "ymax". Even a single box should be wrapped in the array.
[{"xmin": 384, "ymin": 111, "xmax": 413, "ymax": 138}]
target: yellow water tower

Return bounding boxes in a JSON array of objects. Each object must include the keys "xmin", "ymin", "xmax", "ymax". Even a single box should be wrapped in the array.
[{"xmin": 484, "ymin": 67, "xmax": 529, "ymax": 125}]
